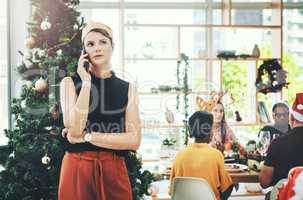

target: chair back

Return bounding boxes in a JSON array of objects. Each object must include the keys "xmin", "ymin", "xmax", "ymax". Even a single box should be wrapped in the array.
[
  {"xmin": 270, "ymin": 178, "xmax": 288, "ymax": 200},
  {"xmin": 171, "ymin": 177, "xmax": 216, "ymax": 200}
]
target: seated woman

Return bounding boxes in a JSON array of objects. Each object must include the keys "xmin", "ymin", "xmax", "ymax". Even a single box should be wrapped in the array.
[{"xmin": 210, "ymin": 102, "xmax": 235, "ymax": 152}]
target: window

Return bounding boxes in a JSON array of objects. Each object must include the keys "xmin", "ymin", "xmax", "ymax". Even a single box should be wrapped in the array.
[
  {"xmin": 283, "ymin": 8, "xmax": 303, "ymax": 103},
  {"xmin": 78, "ymin": 1, "xmax": 302, "ymax": 169},
  {"xmin": 0, "ymin": 0, "xmax": 9, "ymax": 145}
]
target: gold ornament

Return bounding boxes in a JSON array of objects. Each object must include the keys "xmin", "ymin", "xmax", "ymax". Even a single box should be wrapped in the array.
[
  {"xmin": 25, "ymin": 37, "xmax": 35, "ymax": 49},
  {"xmin": 34, "ymin": 78, "xmax": 48, "ymax": 92}
]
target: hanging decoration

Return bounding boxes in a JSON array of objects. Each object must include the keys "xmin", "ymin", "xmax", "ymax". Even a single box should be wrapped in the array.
[
  {"xmin": 176, "ymin": 53, "xmax": 190, "ymax": 145},
  {"xmin": 255, "ymin": 59, "xmax": 289, "ymax": 94}
]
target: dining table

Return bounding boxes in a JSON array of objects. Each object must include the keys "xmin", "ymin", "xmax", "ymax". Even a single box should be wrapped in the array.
[{"xmin": 150, "ymin": 166, "xmax": 265, "ymax": 200}]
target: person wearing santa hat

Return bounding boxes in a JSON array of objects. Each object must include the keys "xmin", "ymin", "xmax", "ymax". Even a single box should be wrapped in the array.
[
  {"xmin": 58, "ymin": 21, "xmax": 141, "ymax": 200},
  {"xmin": 259, "ymin": 93, "xmax": 303, "ymax": 193}
]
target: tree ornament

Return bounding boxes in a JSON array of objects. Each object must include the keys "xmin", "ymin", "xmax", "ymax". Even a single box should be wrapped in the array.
[
  {"xmin": 36, "ymin": 48, "xmax": 45, "ymax": 58},
  {"xmin": 51, "ymin": 104, "xmax": 60, "ymax": 120},
  {"xmin": 25, "ymin": 81, "xmax": 32, "ymax": 88},
  {"xmin": 24, "ymin": 59, "xmax": 34, "ymax": 69},
  {"xmin": 25, "ymin": 37, "xmax": 36, "ymax": 49},
  {"xmin": 24, "ymin": 51, "xmax": 33, "ymax": 60},
  {"xmin": 255, "ymin": 59, "xmax": 289, "ymax": 94},
  {"xmin": 41, "ymin": 154, "xmax": 51, "ymax": 165},
  {"xmin": 40, "ymin": 17, "xmax": 52, "ymax": 30},
  {"xmin": 56, "ymin": 49, "xmax": 63, "ymax": 56},
  {"xmin": 34, "ymin": 78, "xmax": 48, "ymax": 92},
  {"xmin": 9, "ymin": 151, "xmax": 15, "ymax": 159},
  {"xmin": 20, "ymin": 100, "xmax": 27, "ymax": 109},
  {"xmin": 73, "ymin": 24, "xmax": 79, "ymax": 30},
  {"xmin": 50, "ymin": 129, "xmax": 56, "ymax": 136}
]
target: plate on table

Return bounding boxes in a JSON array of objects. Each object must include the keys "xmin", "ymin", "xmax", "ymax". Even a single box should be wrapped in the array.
[{"xmin": 225, "ymin": 163, "xmax": 248, "ymax": 173}]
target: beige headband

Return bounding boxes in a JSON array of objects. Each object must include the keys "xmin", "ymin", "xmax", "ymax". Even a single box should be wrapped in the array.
[{"xmin": 81, "ymin": 21, "xmax": 113, "ymax": 42}]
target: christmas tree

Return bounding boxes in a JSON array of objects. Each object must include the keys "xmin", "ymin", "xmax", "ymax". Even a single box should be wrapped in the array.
[{"xmin": 0, "ymin": 0, "xmax": 153, "ymax": 199}]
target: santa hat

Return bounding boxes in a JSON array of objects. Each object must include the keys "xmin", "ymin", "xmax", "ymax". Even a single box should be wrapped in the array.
[{"xmin": 291, "ymin": 93, "xmax": 303, "ymax": 122}]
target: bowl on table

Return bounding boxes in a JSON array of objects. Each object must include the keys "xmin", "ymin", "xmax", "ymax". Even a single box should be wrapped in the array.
[{"xmin": 244, "ymin": 183, "xmax": 263, "ymax": 193}]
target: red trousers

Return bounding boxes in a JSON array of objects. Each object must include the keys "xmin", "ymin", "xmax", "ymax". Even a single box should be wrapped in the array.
[{"xmin": 58, "ymin": 151, "xmax": 132, "ymax": 200}]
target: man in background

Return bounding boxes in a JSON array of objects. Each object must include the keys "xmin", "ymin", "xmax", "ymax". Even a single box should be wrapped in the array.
[
  {"xmin": 259, "ymin": 102, "xmax": 291, "ymax": 141},
  {"xmin": 260, "ymin": 93, "xmax": 303, "ymax": 188}
]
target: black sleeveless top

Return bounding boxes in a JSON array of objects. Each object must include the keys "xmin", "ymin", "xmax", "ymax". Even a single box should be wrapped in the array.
[{"xmin": 63, "ymin": 71, "xmax": 129, "ymax": 156}]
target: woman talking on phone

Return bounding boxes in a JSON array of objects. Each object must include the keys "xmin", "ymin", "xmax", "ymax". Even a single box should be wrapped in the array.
[{"xmin": 58, "ymin": 21, "xmax": 141, "ymax": 200}]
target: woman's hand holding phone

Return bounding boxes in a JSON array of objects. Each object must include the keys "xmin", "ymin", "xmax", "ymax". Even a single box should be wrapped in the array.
[{"xmin": 77, "ymin": 50, "xmax": 91, "ymax": 82}]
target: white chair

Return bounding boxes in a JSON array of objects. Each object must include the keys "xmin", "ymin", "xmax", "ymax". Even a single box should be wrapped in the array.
[
  {"xmin": 270, "ymin": 178, "xmax": 288, "ymax": 200},
  {"xmin": 171, "ymin": 177, "xmax": 216, "ymax": 200}
]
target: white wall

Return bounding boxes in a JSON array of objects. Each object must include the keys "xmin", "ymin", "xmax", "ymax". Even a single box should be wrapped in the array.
[{"xmin": 9, "ymin": 0, "xmax": 31, "ymax": 98}]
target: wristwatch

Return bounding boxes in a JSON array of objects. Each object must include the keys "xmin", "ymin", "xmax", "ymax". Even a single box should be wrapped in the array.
[{"xmin": 84, "ymin": 133, "xmax": 92, "ymax": 142}]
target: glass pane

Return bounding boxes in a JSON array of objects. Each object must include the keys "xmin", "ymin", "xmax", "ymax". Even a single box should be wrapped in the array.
[
  {"xmin": 180, "ymin": 27, "xmax": 206, "ymax": 58},
  {"xmin": 232, "ymin": 125, "xmax": 262, "ymax": 145},
  {"xmin": 125, "ymin": 9, "xmax": 206, "ymax": 25},
  {"xmin": 124, "ymin": 27, "xmax": 178, "ymax": 59},
  {"xmin": 0, "ymin": 0, "xmax": 8, "ymax": 144},
  {"xmin": 211, "ymin": 28, "xmax": 281, "ymax": 59},
  {"xmin": 231, "ymin": 9, "xmax": 280, "ymax": 26},
  {"xmin": 222, "ymin": 61, "xmax": 256, "ymax": 123},
  {"xmin": 125, "ymin": 60, "xmax": 205, "ymax": 92},
  {"xmin": 80, "ymin": 9, "xmax": 121, "ymax": 67},
  {"xmin": 212, "ymin": 9, "xmax": 222, "ymax": 24},
  {"xmin": 282, "ymin": 8, "xmax": 303, "ymax": 103},
  {"xmin": 139, "ymin": 93, "xmax": 197, "ymax": 123}
]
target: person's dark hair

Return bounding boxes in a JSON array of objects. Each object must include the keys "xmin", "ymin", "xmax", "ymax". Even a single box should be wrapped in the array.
[
  {"xmin": 188, "ymin": 111, "xmax": 213, "ymax": 139},
  {"xmin": 272, "ymin": 102, "xmax": 289, "ymax": 113},
  {"xmin": 83, "ymin": 28, "xmax": 114, "ymax": 48}
]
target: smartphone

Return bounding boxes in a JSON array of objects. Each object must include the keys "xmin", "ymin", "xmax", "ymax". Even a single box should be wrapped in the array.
[{"xmin": 82, "ymin": 48, "xmax": 90, "ymax": 72}]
